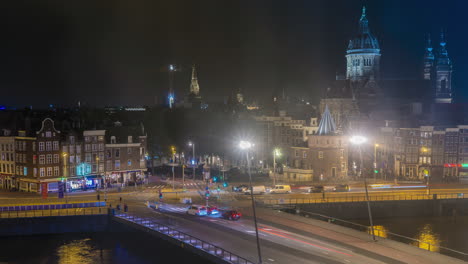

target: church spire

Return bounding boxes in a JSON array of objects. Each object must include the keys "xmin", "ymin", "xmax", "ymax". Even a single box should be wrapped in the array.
[
  {"xmin": 359, "ymin": 6, "xmax": 369, "ymax": 34},
  {"xmin": 423, "ymin": 34, "xmax": 434, "ymax": 80},
  {"xmin": 439, "ymin": 29, "xmax": 448, "ymax": 57},
  {"xmin": 190, "ymin": 64, "xmax": 200, "ymax": 96},
  {"xmin": 435, "ymin": 29, "xmax": 453, "ymax": 103},
  {"xmin": 317, "ymin": 105, "xmax": 337, "ymax": 135}
]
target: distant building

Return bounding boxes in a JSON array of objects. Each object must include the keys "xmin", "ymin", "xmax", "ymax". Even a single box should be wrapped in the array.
[
  {"xmin": 307, "ymin": 106, "xmax": 348, "ymax": 180},
  {"xmin": 105, "ymin": 125, "xmax": 147, "ymax": 185}
]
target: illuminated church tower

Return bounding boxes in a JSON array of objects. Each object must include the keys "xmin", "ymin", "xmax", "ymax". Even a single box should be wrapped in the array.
[
  {"xmin": 346, "ymin": 6, "xmax": 381, "ymax": 82},
  {"xmin": 423, "ymin": 35, "xmax": 435, "ymax": 81},
  {"xmin": 189, "ymin": 64, "xmax": 200, "ymax": 97},
  {"xmin": 435, "ymin": 30, "xmax": 453, "ymax": 103}
]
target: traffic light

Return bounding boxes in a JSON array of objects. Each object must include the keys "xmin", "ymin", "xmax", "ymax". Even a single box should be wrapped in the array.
[
  {"xmin": 213, "ymin": 176, "xmax": 218, "ymax": 182},
  {"xmin": 223, "ymin": 182, "xmax": 228, "ymax": 187},
  {"xmin": 374, "ymin": 170, "xmax": 379, "ymax": 173},
  {"xmin": 159, "ymin": 191, "xmax": 163, "ymax": 199}
]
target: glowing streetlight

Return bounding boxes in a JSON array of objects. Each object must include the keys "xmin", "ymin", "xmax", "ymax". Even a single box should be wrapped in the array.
[
  {"xmin": 374, "ymin": 143, "xmax": 379, "ymax": 182},
  {"xmin": 62, "ymin": 152, "xmax": 68, "ymax": 201},
  {"xmin": 239, "ymin": 140, "xmax": 253, "ymax": 150},
  {"xmin": 238, "ymin": 140, "xmax": 262, "ymax": 264},
  {"xmin": 273, "ymin": 148, "xmax": 282, "ymax": 186},
  {"xmin": 169, "ymin": 146, "xmax": 177, "ymax": 190},
  {"xmin": 349, "ymin": 135, "xmax": 376, "ymax": 242},
  {"xmin": 349, "ymin": 135, "xmax": 367, "ymax": 145}
]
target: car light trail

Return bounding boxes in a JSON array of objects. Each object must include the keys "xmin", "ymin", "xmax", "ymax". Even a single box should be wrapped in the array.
[{"xmin": 260, "ymin": 228, "xmax": 353, "ymax": 257}]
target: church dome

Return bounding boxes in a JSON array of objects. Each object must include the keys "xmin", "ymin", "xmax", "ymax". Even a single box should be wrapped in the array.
[{"xmin": 347, "ymin": 7, "xmax": 380, "ymax": 53}]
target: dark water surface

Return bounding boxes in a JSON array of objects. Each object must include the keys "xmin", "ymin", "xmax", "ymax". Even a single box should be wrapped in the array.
[{"xmin": 0, "ymin": 232, "xmax": 212, "ymax": 264}]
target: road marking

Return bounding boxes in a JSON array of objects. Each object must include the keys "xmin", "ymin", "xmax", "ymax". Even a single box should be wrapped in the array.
[
  {"xmin": 267, "ymin": 258, "xmax": 275, "ymax": 262},
  {"xmin": 344, "ymin": 259, "xmax": 350, "ymax": 262}
]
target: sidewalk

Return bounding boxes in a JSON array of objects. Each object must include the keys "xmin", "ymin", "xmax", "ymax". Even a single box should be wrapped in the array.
[{"xmin": 245, "ymin": 207, "xmax": 466, "ymax": 264}]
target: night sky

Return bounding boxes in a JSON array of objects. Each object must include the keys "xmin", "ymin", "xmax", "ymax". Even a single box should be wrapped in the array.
[{"xmin": 1, "ymin": 0, "xmax": 467, "ymax": 107}]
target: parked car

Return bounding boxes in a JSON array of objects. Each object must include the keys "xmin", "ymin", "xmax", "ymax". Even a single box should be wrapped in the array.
[
  {"xmin": 269, "ymin": 185, "xmax": 292, "ymax": 194},
  {"xmin": 206, "ymin": 206, "xmax": 219, "ymax": 215},
  {"xmin": 244, "ymin": 185, "xmax": 266, "ymax": 195},
  {"xmin": 221, "ymin": 210, "xmax": 241, "ymax": 221},
  {"xmin": 308, "ymin": 185, "xmax": 324, "ymax": 193},
  {"xmin": 334, "ymin": 184, "xmax": 350, "ymax": 192},
  {"xmin": 186, "ymin": 205, "xmax": 207, "ymax": 216}
]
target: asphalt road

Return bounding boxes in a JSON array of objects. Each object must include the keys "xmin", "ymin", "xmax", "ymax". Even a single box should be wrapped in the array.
[{"xmin": 122, "ymin": 200, "xmax": 393, "ymax": 264}]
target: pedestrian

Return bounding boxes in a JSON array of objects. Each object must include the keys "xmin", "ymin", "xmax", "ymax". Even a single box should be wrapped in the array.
[
  {"xmin": 124, "ymin": 204, "xmax": 128, "ymax": 212},
  {"xmin": 97, "ymin": 194, "xmax": 100, "ymax": 201},
  {"xmin": 322, "ymin": 190, "xmax": 325, "ymax": 200},
  {"xmin": 109, "ymin": 203, "xmax": 112, "ymax": 208},
  {"xmin": 119, "ymin": 197, "xmax": 122, "ymax": 203},
  {"xmin": 116, "ymin": 204, "xmax": 120, "ymax": 210}
]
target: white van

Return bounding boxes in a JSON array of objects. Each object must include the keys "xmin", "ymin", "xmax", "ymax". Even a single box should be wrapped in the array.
[
  {"xmin": 244, "ymin": 185, "xmax": 266, "ymax": 195},
  {"xmin": 269, "ymin": 185, "xmax": 292, "ymax": 194}
]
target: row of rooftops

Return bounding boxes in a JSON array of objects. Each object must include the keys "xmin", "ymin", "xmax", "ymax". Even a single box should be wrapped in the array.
[{"xmin": 0, "ymin": 118, "xmax": 146, "ymax": 145}]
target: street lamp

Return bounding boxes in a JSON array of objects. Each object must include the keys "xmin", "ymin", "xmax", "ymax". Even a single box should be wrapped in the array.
[
  {"xmin": 349, "ymin": 135, "xmax": 376, "ymax": 242},
  {"xmin": 374, "ymin": 143, "xmax": 379, "ymax": 183},
  {"xmin": 239, "ymin": 140, "xmax": 262, "ymax": 264},
  {"xmin": 421, "ymin": 147, "xmax": 430, "ymax": 195},
  {"xmin": 188, "ymin": 142, "xmax": 196, "ymax": 182},
  {"xmin": 170, "ymin": 146, "xmax": 176, "ymax": 190},
  {"xmin": 62, "ymin": 152, "xmax": 68, "ymax": 201},
  {"xmin": 273, "ymin": 148, "xmax": 281, "ymax": 186}
]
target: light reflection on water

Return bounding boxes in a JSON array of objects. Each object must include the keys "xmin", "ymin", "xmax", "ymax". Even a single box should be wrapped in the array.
[
  {"xmin": 413, "ymin": 224, "xmax": 440, "ymax": 252},
  {"xmin": 357, "ymin": 216, "xmax": 468, "ymax": 253},
  {"xmin": 0, "ymin": 232, "xmax": 212, "ymax": 264},
  {"xmin": 368, "ymin": 225, "xmax": 388, "ymax": 239},
  {"xmin": 57, "ymin": 238, "xmax": 107, "ymax": 264}
]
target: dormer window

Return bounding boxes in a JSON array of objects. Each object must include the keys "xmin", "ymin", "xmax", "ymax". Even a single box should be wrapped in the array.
[
  {"xmin": 110, "ymin": 136, "xmax": 116, "ymax": 144},
  {"xmin": 128, "ymin": 136, "xmax": 133, "ymax": 143}
]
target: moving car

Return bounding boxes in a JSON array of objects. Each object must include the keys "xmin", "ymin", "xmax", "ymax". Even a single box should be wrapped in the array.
[
  {"xmin": 269, "ymin": 185, "xmax": 292, "ymax": 194},
  {"xmin": 244, "ymin": 185, "xmax": 266, "ymax": 195},
  {"xmin": 308, "ymin": 185, "xmax": 324, "ymax": 193},
  {"xmin": 221, "ymin": 210, "xmax": 241, "ymax": 221},
  {"xmin": 233, "ymin": 185, "xmax": 248, "ymax": 192},
  {"xmin": 186, "ymin": 205, "xmax": 207, "ymax": 216},
  {"xmin": 334, "ymin": 184, "xmax": 350, "ymax": 192},
  {"xmin": 206, "ymin": 206, "xmax": 219, "ymax": 215}
]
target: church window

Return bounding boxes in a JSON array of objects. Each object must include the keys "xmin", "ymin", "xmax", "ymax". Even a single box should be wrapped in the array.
[{"xmin": 441, "ymin": 79, "xmax": 447, "ymax": 91}]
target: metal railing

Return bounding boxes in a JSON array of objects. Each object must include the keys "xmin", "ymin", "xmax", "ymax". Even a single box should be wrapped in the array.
[
  {"xmin": 259, "ymin": 193, "xmax": 467, "ymax": 205},
  {"xmin": 114, "ymin": 212, "xmax": 254, "ymax": 264},
  {"xmin": 295, "ymin": 209, "xmax": 468, "ymax": 261},
  {"xmin": 0, "ymin": 207, "xmax": 105, "ymax": 218}
]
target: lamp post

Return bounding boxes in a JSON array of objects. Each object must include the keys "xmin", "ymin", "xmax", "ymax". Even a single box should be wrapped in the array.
[
  {"xmin": 62, "ymin": 152, "xmax": 68, "ymax": 201},
  {"xmin": 170, "ymin": 146, "xmax": 176, "ymax": 190},
  {"xmin": 374, "ymin": 144, "xmax": 379, "ymax": 183},
  {"xmin": 188, "ymin": 142, "xmax": 196, "ymax": 182},
  {"xmin": 350, "ymin": 135, "xmax": 376, "ymax": 242},
  {"xmin": 239, "ymin": 140, "xmax": 262, "ymax": 264},
  {"xmin": 421, "ymin": 147, "xmax": 430, "ymax": 195},
  {"xmin": 273, "ymin": 148, "xmax": 281, "ymax": 186}
]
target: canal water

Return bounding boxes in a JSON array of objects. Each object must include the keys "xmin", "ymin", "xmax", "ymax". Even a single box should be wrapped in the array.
[
  {"xmin": 0, "ymin": 232, "xmax": 213, "ymax": 264},
  {"xmin": 355, "ymin": 216, "xmax": 468, "ymax": 254}
]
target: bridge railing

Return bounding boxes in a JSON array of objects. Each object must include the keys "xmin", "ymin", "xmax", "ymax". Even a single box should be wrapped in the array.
[
  {"xmin": 259, "ymin": 193, "xmax": 467, "ymax": 205},
  {"xmin": 114, "ymin": 212, "xmax": 254, "ymax": 264},
  {"xmin": 294, "ymin": 209, "xmax": 468, "ymax": 261},
  {"xmin": 0, "ymin": 207, "xmax": 105, "ymax": 218}
]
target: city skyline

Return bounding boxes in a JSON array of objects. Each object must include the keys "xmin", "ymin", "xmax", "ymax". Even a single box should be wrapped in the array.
[{"xmin": 1, "ymin": 0, "xmax": 467, "ymax": 107}]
